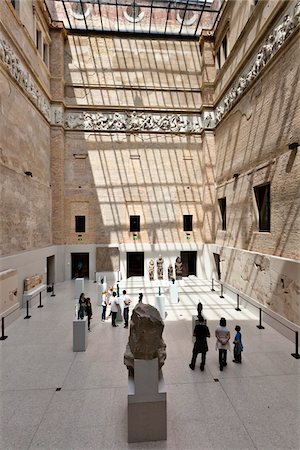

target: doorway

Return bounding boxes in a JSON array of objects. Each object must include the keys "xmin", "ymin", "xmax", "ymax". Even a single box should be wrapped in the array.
[
  {"xmin": 127, "ymin": 252, "xmax": 144, "ymax": 278},
  {"xmin": 71, "ymin": 253, "xmax": 89, "ymax": 279},
  {"xmin": 46, "ymin": 255, "xmax": 55, "ymax": 285},
  {"xmin": 213, "ymin": 253, "xmax": 221, "ymax": 280},
  {"xmin": 180, "ymin": 251, "xmax": 197, "ymax": 277}
]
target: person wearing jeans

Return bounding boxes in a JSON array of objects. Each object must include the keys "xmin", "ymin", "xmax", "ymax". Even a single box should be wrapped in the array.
[
  {"xmin": 121, "ymin": 290, "xmax": 131, "ymax": 328},
  {"xmin": 110, "ymin": 292, "xmax": 120, "ymax": 327},
  {"xmin": 215, "ymin": 317, "xmax": 230, "ymax": 371}
]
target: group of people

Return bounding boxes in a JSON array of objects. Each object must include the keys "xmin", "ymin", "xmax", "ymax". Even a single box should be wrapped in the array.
[
  {"xmin": 101, "ymin": 288, "xmax": 143, "ymax": 328},
  {"xmin": 190, "ymin": 317, "xmax": 243, "ymax": 371},
  {"xmin": 78, "ymin": 293, "xmax": 93, "ymax": 331}
]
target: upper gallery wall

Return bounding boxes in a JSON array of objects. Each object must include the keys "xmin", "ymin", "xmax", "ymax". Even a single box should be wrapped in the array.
[
  {"xmin": 0, "ymin": 0, "xmax": 52, "ymax": 257},
  {"xmin": 59, "ymin": 35, "xmax": 216, "ymax": 246},
  {"xmin": 212, "ymin": 0, "xmax": 300, "ymax": 260}
]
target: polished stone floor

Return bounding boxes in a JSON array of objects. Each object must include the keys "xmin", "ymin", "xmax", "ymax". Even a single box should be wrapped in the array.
[{"xmin": 1, "ymin": 278, "xmax": 299, "ymax": 450}]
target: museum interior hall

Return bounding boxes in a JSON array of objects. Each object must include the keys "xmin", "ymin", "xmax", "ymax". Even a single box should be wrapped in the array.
[{"xmin": 0, "ymin": 0, "xmax": 299, "ymax": 449}]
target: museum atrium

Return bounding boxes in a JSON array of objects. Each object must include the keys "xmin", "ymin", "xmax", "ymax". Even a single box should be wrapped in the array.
[{"xmin": 0, "ymin": 0, "xmax": 299, "ymax": 448}]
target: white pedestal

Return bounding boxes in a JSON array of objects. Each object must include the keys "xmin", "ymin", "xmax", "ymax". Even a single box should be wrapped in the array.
[
  {"xmin": 155, "ymin": 295, "xmax": 166, "ymax": 320},
  {"xmin": 128, "ymin": 358, "xmax": 167, "ymax": 443},
  {"xmin": 75, "ymin": 278, "xmax": 84, "ymax": 300},
  {"xmin": 169, "ymin": 284, "xmax": 178, "ymax": 304},
  {"xmin": 73, "ymin": 317, "xmax": 88, "ymax": 351},
  {"xmin": 97, "ymin": 282, "xmax": 107, "ymax": 305}
]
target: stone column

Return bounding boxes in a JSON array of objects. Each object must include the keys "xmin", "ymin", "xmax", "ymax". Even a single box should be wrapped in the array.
[
  {"xmin": 50, "ymin": 25, "xmax": 66, "ymax": 244},
  {"xmin": 201, "ymin": 130, "xmax": 216, "ymax": 243},
  {"xmin": 199, "ymin": 31, "xmax": 216, "ymax": 106}
]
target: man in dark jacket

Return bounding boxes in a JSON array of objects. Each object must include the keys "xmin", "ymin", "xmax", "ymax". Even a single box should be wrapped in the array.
[{"xmin": 189, "ymin": 318, "xmax": 210, "ymax": 371}]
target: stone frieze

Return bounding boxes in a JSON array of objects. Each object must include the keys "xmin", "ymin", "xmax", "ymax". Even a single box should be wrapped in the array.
[
  {"xmin": 64, "ymin": 110, "xmax": 204, "ymax": 133},
  {"xmin": 215, "ymin": 2, "xmax": 300, "ymax": 125},
  {"xmin": 0, "ymin": 36, "xmax": 51, "ymax": 122}
]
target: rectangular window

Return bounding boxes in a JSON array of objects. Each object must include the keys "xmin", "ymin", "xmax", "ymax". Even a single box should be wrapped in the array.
[
  {"xmin": 130, "ymin": 215, "xmax": 140, "ymax": 232},
  {"xmin": 36, "ymin": 29, "xmax": 42, "ymax": 53},
  {"xmin": 183, "ymin": 215, "xmax": 193, "ymax": 232},
  {"xmin": 218, "ymin": 197, "xmax": 226, "ymax": 231},
  {"xmin": 216, "ymin": 48, "xmax": 221, "ymax": 69},
  {"xmin": 43, "ymin": 43, "xmax": 49, "ymax": 66},
  {"xmin": 254, "ymin": 183, "xmax": 270, "ymax": 232},
  {"xmin": 222, "ymin": 35, "xmax": 228, "ymax": 60},
  {"xmin": 75, "ymin": 216, "xmax": 86, "ymax": 233}
]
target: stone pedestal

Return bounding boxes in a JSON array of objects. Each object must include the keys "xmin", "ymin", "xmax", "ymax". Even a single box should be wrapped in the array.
[
  {"xmin": 128, "ymin": 358, "xmax": 167, "ymax": 443},
  {"xmin": 97, "ymin": 282, "xmax": 107, "ymax": 305},
  {"xmin": 75, "ymin": 278, "xmax": 84, "ymax": 300},
  {"xmin": 169, "ymin": 283, "xmax": 178, "ymax": 304},
  {"xmin": 116, "ymin": 305, "xmax": 123, "ymax": 322},
  {"xmin": 73, "ymin": 317, "xmax": 88, "ymax": 351},
  {"xmin": 155, "ymin": 295, "xmax": 166, "ymax": 320},
  {"xmin": 192, "ymin": 315, "xmax": 207, "ymax": 342}
]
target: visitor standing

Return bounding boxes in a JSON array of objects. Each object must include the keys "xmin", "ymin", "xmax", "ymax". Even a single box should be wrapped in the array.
[
  {"xmin": 86, "ymin": 297, "xmax": 93, "ymax": 331},
  {"xmin": 138, "ymin": 292, "xmax": 143, "ymax": 303},
  {"xmin": 110, "ymin": 291, "xmax": 120, "ymax": 327},
  {"xmin": 189, "ymin": 317, "xmax": 210, "ymax": 371},
  {"xmin": 215, "ymin": 317, "xmax": 230, "ymax": 371},
  {"xmin": 121, "ymin": 290, "xmax": 131, "ymax": 328},
  {"xmin": 233, "ymin": 325, "xmax": 243, "ymax": 363},
  {"xmin": 101, "ymin": 290, "xmax": 108, "ymax": 321}
]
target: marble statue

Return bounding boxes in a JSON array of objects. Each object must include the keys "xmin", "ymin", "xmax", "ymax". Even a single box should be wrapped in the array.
[
  {"xmin": 124, "ymin": 303, "xmax": 166, "ymax": 374},
  {"xmin": 168, "ymin": 264, "xmax": 174, "ymax": 281},
  {"xmin": 148, "ymin": 259, "xmax": 155, "ymax": 281},
  {"xmin": 175, "ymin": 256, "xmax": 183, "ymax": 280},
  {"xmin": 157, "ymin": 255, "xmax": 164, "ymax": 280}
]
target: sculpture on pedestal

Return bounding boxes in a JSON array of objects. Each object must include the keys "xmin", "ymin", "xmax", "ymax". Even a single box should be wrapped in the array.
[
  {"xmin": 175, "ymin": 257, "xmax": 183, "ymax": 280},
  {"xmin": 168, "ymin": 264, "xmax": 174, "ymax": 281},
  {"xmin": 148, "ymin": 259, "xmax": 155, "ymax": 281},
  {"xmin": 124, "ymin": 303, "xmax": 166, "ymax": 375},
  {"xmin": 157, "ymin": 255, "xmax": 164, "ymax": 280}
]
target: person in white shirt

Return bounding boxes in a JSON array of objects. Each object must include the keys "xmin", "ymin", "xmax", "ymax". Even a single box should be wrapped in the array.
[
  {"xmin": 121, "ymin": 290, "xmax": 131, "ymax": 328},
  {"xmin": 110, "ymin": 291, "xmax": 120, "ymax": 327},
  {"xmin": 101, "ymin": 291, "xmax": 108, "ymax": 322}
]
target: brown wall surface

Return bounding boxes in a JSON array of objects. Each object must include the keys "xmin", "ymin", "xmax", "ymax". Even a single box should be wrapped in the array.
[
  {"xmin": 0, "ymin": 70, "xmax": 51, "ymax": 256},
  {"xmin": 63, "ymin": 131, "xmax": 216, "ymax": 245},
  {"xmin": 64, "ymin": 36, "xmax": 202, "ymax": 111},
  {"xmin": 214, "ymin": 33, "xmax": 300, "ymax": 259}
]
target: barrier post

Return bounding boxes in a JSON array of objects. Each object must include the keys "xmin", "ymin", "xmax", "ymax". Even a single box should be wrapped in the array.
[
  {"xmin": 211, "ymin": 279, "xmax": 215, "ymax": 292},
  {"xmin": 291, "ymin": 331, "xmax": 300, "ymax": 359},
  {"xmin": 94, "ymin": 271, "xmax": 97, "ymax": 283},
  {"xmin": 51, "ymin": 283, "xmax": 56, "ymax": 297},
  {"xmin": 37, "ymin": 292, "xmax": 44, "ymax": 308},
  {"xmin": 24, "ymin": 301, "xmax": 31, "ymax": 319},
  {"xmin": 219, "ymin": 283, "xmax": 224, "ymax": 299},
  {"xmin": 235, "ymin": 293, "xmax": 241, "ymax": 311},
  {"xmin": 256, "ymin": 308, "xmax": 265, "ymax": 329},
  {"xmin": 117, "ymin": 283, "xmax": 119, "ymax": 297},
  {"xmin": 0, "ymin": 317, "xmax": 8, "ymax": 340}
]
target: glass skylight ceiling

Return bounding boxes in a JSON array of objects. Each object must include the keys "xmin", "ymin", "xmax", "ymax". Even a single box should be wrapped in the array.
[{"xmin": 45, "ymin": 0, "xmax": 223, "ymax": 39}]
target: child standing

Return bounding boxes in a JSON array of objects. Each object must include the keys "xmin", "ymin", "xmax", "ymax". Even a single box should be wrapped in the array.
[{"xmin": 233, "ymin": 325, "xmax": 243, "ymax": 363}]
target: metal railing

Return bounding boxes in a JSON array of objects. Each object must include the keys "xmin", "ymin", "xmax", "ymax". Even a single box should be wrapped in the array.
[
  {"xmin": 211, "ymin": 278, "xmax": 300, "ymax": 360},
  {"xmin": 0, "ymin": 284, "xmax": 56, "ymax": 341}
]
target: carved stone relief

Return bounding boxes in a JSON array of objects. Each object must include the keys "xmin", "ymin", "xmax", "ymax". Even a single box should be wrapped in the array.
[
  {"xmin": 215, "ymin": 4, "xmax": 299, "ymax": 125},
  {"xmin": 0, "ymin": 36, "xmax": 51, "ymax": 122},
  {"xmin": 64, "ymin": 110, "xmax": 203, "ymax": 133}
]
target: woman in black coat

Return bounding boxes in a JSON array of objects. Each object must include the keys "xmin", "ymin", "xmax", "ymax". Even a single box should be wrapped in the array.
[
  {"xmin": 85, "ymin": 297, "xmax": 93, "ymax": 331},
  {"xmin": 189, "ymin": 318, "xmax": 210, "ymax": 371}
]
